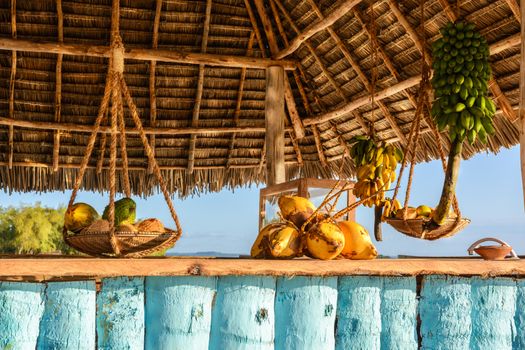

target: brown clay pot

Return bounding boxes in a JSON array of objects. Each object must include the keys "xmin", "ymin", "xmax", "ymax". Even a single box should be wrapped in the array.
[{"xmin": 474, "ymin": 245, "xmax": 512, "ymax": 261}]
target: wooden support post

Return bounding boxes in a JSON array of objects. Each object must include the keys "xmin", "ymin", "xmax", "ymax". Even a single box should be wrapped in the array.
[
  {"xmin": 521, "ymin": 0, "xmax": 525, "ymax": 210},
  {"xmin": 148, "ymin": 0, "xmax": 162, "ymax": 174},
  {"xmin": 52, "ymin": 0, "xmax": 63, "ymax": 172},
  {"xmin": 265, "ymin": 66, "xmax": 286, "ymax": 185},
  {"xmin": 8, "ymin": 0, "xmax": 16, "ymax": 170}
]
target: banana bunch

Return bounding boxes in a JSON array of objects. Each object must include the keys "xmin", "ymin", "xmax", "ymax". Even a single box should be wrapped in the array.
[
  {"xmin": 350, "ymin": 136, "xmax": 403, "ymax": 207},
  {"xmin": 431, "ymin": 21, "xmax": 496, "ymax": 144},
  {"xmin": 381, "ymin": 198, "xmax": 402, "ymax": 219}
]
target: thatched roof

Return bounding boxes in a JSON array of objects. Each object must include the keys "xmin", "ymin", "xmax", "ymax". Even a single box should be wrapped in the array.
[{"xmin": 0, "ymin": 0, "xmax": 521, "ymax": 196}]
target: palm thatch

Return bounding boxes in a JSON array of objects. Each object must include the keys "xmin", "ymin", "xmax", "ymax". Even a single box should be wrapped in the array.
[{"xmin": 0, "ymin": 0, "xmax": 521, "ymax": 196}]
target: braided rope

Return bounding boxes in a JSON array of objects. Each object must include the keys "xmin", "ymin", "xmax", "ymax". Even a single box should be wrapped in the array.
[
  {"xmin": 117, "ymin": 89, "xmax": 131, "ymax": 197},
  {"xmin": 119, "ymin": 74, "xmax": 183, "ymax": 237},
  {"xmin": 108, "ymin": 72, "xmax": 121, "ymax": 255}
]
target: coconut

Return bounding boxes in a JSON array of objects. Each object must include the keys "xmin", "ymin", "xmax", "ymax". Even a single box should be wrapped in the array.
[
  {"xmin": 338, "ymin": 221, "xmax": 377, "ymax": 260},
  {"xmin": 278, "ymin": 196, "xmax": 316, "ymax": 229},
  {"xmin": 135, "ymin": 218, "xmax": 164, "ymax": 232},
  {"xmin": 305, "ymin": 220, "xmax": 345, "ymax": 260},
  {"xmin": 84, "ymin": 219, "xmax": 110, "ymax": 233}
]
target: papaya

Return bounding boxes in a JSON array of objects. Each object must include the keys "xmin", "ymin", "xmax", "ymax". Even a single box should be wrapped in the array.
[{"xmin": 64, "ymin": 203, "xmax": 99, "ymax": 233}]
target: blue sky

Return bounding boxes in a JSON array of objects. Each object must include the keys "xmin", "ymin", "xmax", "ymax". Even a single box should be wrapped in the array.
[{"xmin": 1, "ymin": 145, "xmax": 523, "ymax": 257}]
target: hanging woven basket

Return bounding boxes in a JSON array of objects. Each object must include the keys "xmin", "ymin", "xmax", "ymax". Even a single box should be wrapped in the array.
[
  {"xmin": 385, "ymin": 217, "xmax": 470, "ymax": 241},
  {"xmin": 62, "ymin": 2, "xmax": 182, "ymax": 257}
]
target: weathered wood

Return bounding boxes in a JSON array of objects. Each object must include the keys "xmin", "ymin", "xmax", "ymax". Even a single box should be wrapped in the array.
[
  {"xmin": 0, "ymin": 37, "xmax": 297, "ymax": 70},
  {"xmin": 148, "ymin": 0, "xmax": 162, "ymax": 174},
  {"xmin": 209, "ymin": 276, "xmax": 275, "ymax": 350},
  {"xmin": 470, "ymin": 277, "xmax": 516, "ymax": 349},
  {"xmin": 52, "ymin": 0, "xmax": 63, "ymax": 172},
  {"xmin": 336, "ymin": 276, "xmax": 381, "ymax": 350},
  {"xmin": 37, "ymin": 281, "xmax": 96, "ymax": 350},
  {"xmin": 514, "ymin": 279, "xmax": 525, "ymax": 349},
  {"xmin": 97, "ymin": 277, "xmax": 144, "ymax": 350},
  {"xmin": 312, "ymin": 125, "xmax": 328, "ymax": 166},
  {"xmin": 506, "ymin": 0, "xmax": 521, "ymax": 23},
  {"xmin": 0, "ymin": 282, "xmax": 45, "ymax": 349},
  {"xmin": 303, "ymin": 75, "xmax": 421, "ymax": 126},
  {"xmin": 275, "ymin": 0, "xmax": 363, "ymax": 59},
  {"xmin": 265, "ymin": 66, "xmax": 286, "ymax": 185},
  {"xmin": 0, "ymin": 116, "xmax": 269, "ymax": 135},
  {"xmin": 253, "ymin": 0, "xmax": 305, "ymax": 139},
  {"xmin": 380, "ymin": 277, "xmax": 417, "ymax": 350},
  {"xmin": 8, "ymin": 0, "xmax": 16, "ymax": 170},
  {"xmin": 2, "ymin": 258, "xmax": 525, "ymax": 280},
  {"xmin": 276, "ymin": 276, "xmax": 337, "ymax": 350},
  {"xmin": 145, "ymin": 276, "xmax": 216, "ymax": 349},
  {"xmin": 521, "ymin": 0, "xmax": 525, "ymax": 210},
  {"xmin": 187, "ymin": 0, "xmax": 212, "ymax": 174},
  {"xmin": 490, "ymin": 33, "xmax": 520, "ymax": 55},
  {"xmin": 420, "ymin": 275, "xmax": 472, "ymax": 349}
]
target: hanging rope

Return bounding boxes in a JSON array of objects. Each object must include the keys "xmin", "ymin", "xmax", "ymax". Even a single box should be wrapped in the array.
[{"xmin": 369, "ymin": 4, "xmax": 379, "ymax": 130}]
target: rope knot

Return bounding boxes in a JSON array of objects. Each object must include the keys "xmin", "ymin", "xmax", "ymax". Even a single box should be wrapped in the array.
[{"xmin": 111, "ymin": 34, "xmax": 125, "ymax": 74}]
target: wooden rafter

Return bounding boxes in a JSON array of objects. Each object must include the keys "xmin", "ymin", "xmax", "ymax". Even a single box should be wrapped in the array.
[
  {"xmin": 187, "ymin": 0, "xmax": 212, "ymax": 174},
  {"xmin": 52, "ymin": 0, "xmax": 63, "ymax": 172},
  {"xmin": 226, "ymin": 32, "xmax": 255, "ymax": 169},
  {"xmin": 505, "ymin": 0, "xmax": 521, "ymax": 24},
  {"xmin": 520, "ymin": 0, "xmax": 525, "ymax": 208},
  {"xmin": 0, "ymin": 37, "xmax": 296, "ymax": 71},
  {"xmin": 275, "ymin": 0, "xmax": 363, "ymax": 59},
  {"xmin": 148, "ymin": 0, "xmax": 162, "ymax": 173},
  {"xmin": 437, "ymin": 0, "xmax": 518, "ymax": 122},
  {"xmin": 305, "ymin": 0, "xmax": 407, "ymax": 145},
  {"xmin": 312, "ymin": 125, "xmax": 328, "ymax": 167},
  {"xmin": 8, "ymin": 0, "xmax": 16, "ymax": 170},
  {"xmin": 252, "ymin": 0, "xmax": 305, "ymax": 139}
]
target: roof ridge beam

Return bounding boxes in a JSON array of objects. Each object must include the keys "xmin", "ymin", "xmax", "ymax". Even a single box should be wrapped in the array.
[
  {"xmin": 0, "ymin": 37, "xmax": 297, "ymax": 70},
  {"xmin": 275, "ymin": 0, "xmax": 363, "ymax": 59}
]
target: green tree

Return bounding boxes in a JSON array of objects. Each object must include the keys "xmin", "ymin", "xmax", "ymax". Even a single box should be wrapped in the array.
[{"xmin": 0, "ymin": 203, "xmax": 75, "ymax": 254}]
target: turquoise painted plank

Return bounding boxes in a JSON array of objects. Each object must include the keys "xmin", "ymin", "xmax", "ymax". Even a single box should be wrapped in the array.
[
  {"xmin": 37, "ymin": 281, "xmax": 96, "ymax": 350},
  {"xmin": 470, "ymin": 277, "xmax": 516, "ymax": 350},
  {"xmin": 145, "ymin": 276, "xmax": 216, "ymax": 350},
  {"xmin": 0, "ymin": 282, "xmax": 45, "ymax": 350},
  {"xmin": 336, "ymin": 276, "xmax": 380, "ymax": 350},
  {"xmin": 275, "ymin": 277, "xmax": 337, "ymax": 350},
  {"xmin": 514, "ymin": 280, "xmax": 525, "ymax": 349},
  {"xmin": 210, "ymin": 276, "xmax": 275, "ymax": 350},
  {"xmin": 380, "ymin": 277, "xmax": 417, "ymax": 350},
  {"xmin": 419, "ymin": 275, "xmax": 471, "ymax": 350},
  {"xmin": 97, "ymin": 277, "xmax": 144, "ymax": 350}
]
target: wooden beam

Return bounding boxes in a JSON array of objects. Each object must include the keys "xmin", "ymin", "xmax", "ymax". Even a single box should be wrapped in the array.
[
  {"xmin": 312, "ymin": 125, "xmax": 328, "ymax": 166},
  {"xmin": 275, "ymin": 0, "xmax": 363, "ymax": 59},
  {"xmin": 187, "ymin": 0, "xmax": 212, "ymax": 174},
  {"xmin": 52, "ymin": 0, "xmax": 63, "ymax": 172},
  {"xmin": 387, "ymin": 0, "xmax": 431, "ymax": 66},
  {"xmin": 305, "ymin": 0, "xmax": 407, "ymax": 145},
  {"xmin": 242, "ymin": 0, "xmax": 268, "ymax": 58},
  {"xmin": 437, "ymin": 0, "xmax": 518, "ymax": 123},
  {"xmin": 227, "ymin": 32, "xmax": 255, "ymax": 169},
  {"xmin": 8, "ymin": 0, "xmax": 16, "ymax": 170},
  {"xmin": 253, "ymin": 0, "xmax": 305, "ymax": 138},
  {"xmin": 0, "ymin": 116, "xmax": 273, "ymax": 135},
  {"xmin": 490, "ymin": 33, "xmax": 520, "ymax": 55},
  {"xmin": 148, "ymin": 0, "xmax": 162, "ymax": 173},
  {"xmin": 506, "ymin": 0, "xmax": 521, "ymax": 24},
  {"xmin": 0, "ymin": 37, "xmax": 297, "ymax": 71},
  {"xmin": 519, "ymin": 0, "xmax": 525, "ymax": 206},
  {"xmin": 265, "ymin": 66, "xmax": 286, "ymax": 185},
  {"xmin": 304, "ymin": 75, "xmax": 422, "ymax": 126}
]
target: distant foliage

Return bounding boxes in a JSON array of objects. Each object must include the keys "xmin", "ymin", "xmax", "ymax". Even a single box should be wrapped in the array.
[{"xmin": 0, "ymin": 203, "xmax": 76, "ymax": 254}]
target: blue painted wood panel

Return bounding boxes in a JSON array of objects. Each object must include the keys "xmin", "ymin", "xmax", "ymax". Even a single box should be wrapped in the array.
[
  {"xmin": 145, "ymin": 276, "xmax": 216, "ymax": 350},
  {"xmin": 514, "ymin": 280, "xmax": 525, "ymax": 349},
  {"xmin": 420, "ymin": 275, "xmax": 472, "ymax": 350},
  {"xmin": 97, "ymin": 277, "xmax": 144, "ymax": 350},
  {"xmin": 37, "ymin": 281, "xmax": 96, "ymax": 350},
  {"xmin": 380, "ymin": 277, "xmax": 417, "ymax": 350},
  {"xmin": 274, "ymin": 276, "xmax": 337, "ymax": 350},
  {"xmin": 470, "ymin": 277, "xmax": 516, "ymax": 350},
  {"xmin": 0, "ymin": 282, "xmax": 45, "ymax": 350},
  {"xmin": 336, "ymin": 276, "xmax": 381, "ymax": 350},
  {"xmin": 210, "ymin": 276, "xmax": 275, "ymax": 350}
]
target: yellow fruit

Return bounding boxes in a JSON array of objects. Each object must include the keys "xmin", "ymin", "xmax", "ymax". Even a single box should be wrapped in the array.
[
  {"xmin": 64, "ymin": 203, "xmax": 99, "ymax": 233},
  {"xmin": 278, "ymin": 196, "xmax": 316, "ymax": 229},
  {"xmin": 268, "ymin": 224, "xmax": 303, "ymax": 258},
  {"xmin": 338, "ymin": 221, "xmax": 378, "ymax": 260},
  {"xmin": 416, "ymin": 205, "xmax": 433, "ymax": 218},
  {"xmin": 136, "ymin": 218, "xmax": 164, "ymax": 232},
  {"xmin": 306, "ymin": 221, "xmax": 345, "ymax": 260},
  {"xmin": 251, "ymin": 223, "xmax": 283, "ymax": 258}
]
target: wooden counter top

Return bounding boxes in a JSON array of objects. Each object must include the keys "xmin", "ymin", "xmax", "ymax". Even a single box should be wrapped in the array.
[{"xmin": 1, "ymin": 257, "xmax": 525, "ymax": 281}]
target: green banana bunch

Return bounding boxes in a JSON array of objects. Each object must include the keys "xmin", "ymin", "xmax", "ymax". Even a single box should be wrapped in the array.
[
  {"xmin": 431, "ymin": 21, "xmax": 496, "ymax": 145},
  {"xmin": 349, "ymin": 136, "xmax": 403, "ymax": 207}
]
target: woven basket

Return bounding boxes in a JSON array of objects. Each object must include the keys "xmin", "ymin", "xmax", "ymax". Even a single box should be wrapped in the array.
[
  {"xmin": 385, "ymin": 217, "xmax": 470, "ymax": 240},
  {"xmin": 64, "ymin": 228, "xmax": 179, "ymax": 257}
]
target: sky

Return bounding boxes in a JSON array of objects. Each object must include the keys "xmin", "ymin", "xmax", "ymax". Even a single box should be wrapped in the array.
[{"xmin": 1, "ymin": 145, "xmax": 523, "ymax": 257}]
